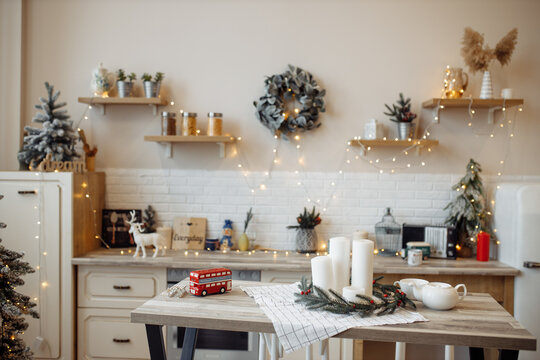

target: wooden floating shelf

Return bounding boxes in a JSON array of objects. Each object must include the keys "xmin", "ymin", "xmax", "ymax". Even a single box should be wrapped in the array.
[
  {"xmin": 422, "ymin": 98, "xmax": 524, "ymax": 109},
  {"xmin": 349, "ymin": 139, "xmax": 438, "ymax": 156},
  {"xmin": 78, "ymin": 97, "xmax": 168, "ymax": 115},
  {"xmin": 422, "ymin": 98, "xmax": 524, "ymax": 124},
  {"xmin": 144, "ymin": 135, "xmax": 236, "ymax": 158}
]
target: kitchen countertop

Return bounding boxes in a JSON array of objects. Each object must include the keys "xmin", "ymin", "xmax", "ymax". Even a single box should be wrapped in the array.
[{"xmin": 72, "ymin": 248, "xmax": 519, "ymax": 276}]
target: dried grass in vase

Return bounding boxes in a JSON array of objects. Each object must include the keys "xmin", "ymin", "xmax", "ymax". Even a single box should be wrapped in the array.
[{"xmin": 461, "ymin": 27, "xmax": 518, "ymax": 73}]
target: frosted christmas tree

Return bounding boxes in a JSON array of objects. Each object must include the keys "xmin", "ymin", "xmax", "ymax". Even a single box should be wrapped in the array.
[
  {"xmin": 18, "ymin": 82, "xmax": 79, "ymax": 169},
  {"xmin": 0, "ymin": 238, "xmax": 39, "ymax": 359},
  {"xmin": 444, "ymin": 159, "xmax": 493, "ymax": 254}
]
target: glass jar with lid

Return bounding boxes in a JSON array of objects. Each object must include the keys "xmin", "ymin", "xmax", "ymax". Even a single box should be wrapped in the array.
[
  {"xmin": 182, "ymin": 112, "xmax": 197, "ymax": 136},
  {"xmin": 374, "ymin": 207, "xmax": 401, "ymax": 256},
  {"xmin": 161, "ymin": 111, "xmax": 176, "ymax": 136},
  {"xmin": 207, "ymin": 112, "xmax": 223, "ymax": 136}
]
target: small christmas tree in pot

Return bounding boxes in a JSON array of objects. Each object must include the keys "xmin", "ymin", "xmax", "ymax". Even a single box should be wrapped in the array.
[
  {"xmin": 444, "ymin": 159, "xmax": 493, "ymax": 257},
  {"xmin": 18, "ymin": 82, "xmax": 80, "ymax": 169},
  {"xmin": 383, "ymin": 93, "xmax": 417, "ymax": 140},
  {"xmin": 237, "ymin": 207, "xmax": 253, "ymax": 251},
  {"xmin": 288, "ymin": 207, "xmax": 322, "ymax": 253}
]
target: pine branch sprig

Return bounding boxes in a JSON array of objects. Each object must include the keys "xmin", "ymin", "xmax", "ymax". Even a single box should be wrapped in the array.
[{"xmin": 295, "ymin": 276, "xmax": 416, "ymax": 316}]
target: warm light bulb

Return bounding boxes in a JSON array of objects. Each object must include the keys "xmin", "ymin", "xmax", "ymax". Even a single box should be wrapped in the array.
[{"xmin": 41, "ymin": 281, "xmax": 49, "ymax": 288}]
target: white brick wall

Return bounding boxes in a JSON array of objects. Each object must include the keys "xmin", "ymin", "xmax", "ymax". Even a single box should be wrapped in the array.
[{"xmin": 102, "ymin": 168, "xmax": 539, "ymax": 250}]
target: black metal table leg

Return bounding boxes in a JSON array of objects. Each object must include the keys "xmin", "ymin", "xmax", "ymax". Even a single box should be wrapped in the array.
[
  {"xmin": 469, "ymin": 347, "xmax": 484, "ymax": 360},
  {"xmin": 498, "ymin": 349, "xmax": 519, "ymax": 360},
  {"xmin": 180, "ymin": 328, "xmax": 199, "ymax": 360},
  {"xmin": 146, "ymin": 324, "xmax": 167, "ymax": 360}
]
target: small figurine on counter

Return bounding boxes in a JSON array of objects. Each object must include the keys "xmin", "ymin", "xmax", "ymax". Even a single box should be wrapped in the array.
[
  {"xmin": 127, "ymin": 210, "xmax": 166, "ymax": 258},
  {"xmin": 189, "ymin": 268, "xmax": 232, "ymax": 296},
  {"xmin": 220, "ymin": 219, "xmax": 233, "ymax": 250}
]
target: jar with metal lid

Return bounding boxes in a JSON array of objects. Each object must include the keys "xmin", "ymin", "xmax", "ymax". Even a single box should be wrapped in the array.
[
  {"xmin": 207, "ymin": 112, "xmax": 223, "ymax": 136},
  {"xmin": 182, "ymin": 112, "xmax": 197, "ymax": 136},
  {"xmin": 161, "ymin": 111, "xmax": 176, "ymax": 136},
  {"xmin": 374, "ymin": 207, "xmax": 401, "ymax": 256}
]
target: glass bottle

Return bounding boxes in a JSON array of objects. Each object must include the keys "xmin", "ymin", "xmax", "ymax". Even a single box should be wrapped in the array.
[
  {"xmin": 161, "ymin": 111, "xmax": 176, "ymax": 136},
  {"xmin": 374, "ymin": 207, "xmax": 401, "ymax": 256},
  {"xmin": 182, "ymin": 112, "xmax": 197, "ymax": 136},
  {"xmin": 207, "ymin": 112, "xmax": 223, "ymax": 136}
]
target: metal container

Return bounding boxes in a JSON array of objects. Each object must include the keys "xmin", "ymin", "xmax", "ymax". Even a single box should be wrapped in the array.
[
  {"xmin": 207, "ymin": 112, "xmax": 223, "ymax": 136},
  {"xmin": 182, "ymin": 112, "xmax": 197, "ymax": 136},
  {"xmin": 374, "ymin": 207, "xmax": 401, "ymax": 256},
  {"xmin": 144, "ymin": 81, "xmax": 161, "ymax": 98},
  {"xmin": 397, "ymin": 122, "xmax": 415, "ymax": 140},
  {"xmin": 161, "ymin": 111, "xmax": 176, "ymax": 136},
  {"xmin": 116, "ymin": 81, "xmax": 133, "ymax": 98}
]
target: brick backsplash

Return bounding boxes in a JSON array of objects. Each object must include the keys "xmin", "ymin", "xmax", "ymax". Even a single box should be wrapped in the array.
[{"xmin": 102, "ymin": 168, "xmax": 538, "ymax": 250}]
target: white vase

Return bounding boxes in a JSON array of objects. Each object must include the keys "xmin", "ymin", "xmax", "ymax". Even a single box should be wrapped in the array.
[{"xmin": 479, "ymin": 71, "xmax": 493, "ymax": 99}]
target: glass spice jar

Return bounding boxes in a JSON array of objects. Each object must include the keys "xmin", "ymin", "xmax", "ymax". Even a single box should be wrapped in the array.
[
  {"xmin": 161, "ymin": 111, "xmax": 176, "ymax": 136},
  {"xmin": 207, "ymin": 112, "xmax": 223, "ymax": 136},
  {"xmin": 182, "ymin": 112, "xmax": 197, "ymax": 136}
]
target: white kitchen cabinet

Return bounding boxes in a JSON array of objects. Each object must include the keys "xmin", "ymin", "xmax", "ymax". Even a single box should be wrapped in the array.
[
  {"xmin": 77, "ymin": 265, "xmax": 166, "ymax": 359},
  {"xmin": 0, "ymin": 171, "xmax": 104, "ymax": 359}
]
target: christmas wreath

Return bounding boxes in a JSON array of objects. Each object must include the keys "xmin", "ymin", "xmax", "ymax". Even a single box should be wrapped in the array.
[
  {"xmin": 254, "ymin": 65, "xmax": 326, "ymax": 139},
  {"xmin": 295, "ymin": 276, "xmax": 415, "ymax": 315}
]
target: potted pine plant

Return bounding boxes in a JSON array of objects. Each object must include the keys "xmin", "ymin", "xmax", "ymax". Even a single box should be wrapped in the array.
[
  {"xmin": 142, "ymin": 72, "xmax": 164, "ymax": 98},
  {"xmin": 237, "ymin": 207, "xmax": 253, "ymax": 251},
  {"xmin": 116, "ymin": 69, "xmax": 136, "ymax": 98},
  {"xmin": 287, "ymin": 206, "xmax": 322, "ymax": 253},
  {"xmin": 384, "ymin": 93, "xmax": 417, "ymax": 140}
]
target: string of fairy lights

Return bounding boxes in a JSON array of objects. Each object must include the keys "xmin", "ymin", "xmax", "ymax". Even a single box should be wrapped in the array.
[{"xmin": 72, "ymin": 80, "xmax": 524, "ymax": 255}]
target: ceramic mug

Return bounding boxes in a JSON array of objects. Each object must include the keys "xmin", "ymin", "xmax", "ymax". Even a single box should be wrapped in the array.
[
  {"xmin": 416, "ymin": 282, "xmax": 467, "ymax": 311},
  {"xmin": 393, "ymin": 278, "xmax": 428, "ymax": 300}
]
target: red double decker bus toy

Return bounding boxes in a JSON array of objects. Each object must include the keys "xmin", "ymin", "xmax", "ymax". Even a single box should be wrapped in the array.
[{"xmin": 189, "ymin": 268, "xmax": 232, "ymax": 296}]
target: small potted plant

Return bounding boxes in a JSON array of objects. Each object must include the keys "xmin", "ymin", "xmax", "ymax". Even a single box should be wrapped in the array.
[
  {"xmin": 383, "ymin": 93, "xmax": 417, "ymax": 140},
  {"xmin": 287, "ymin": 206, "xmax": 321, "ymax": 253},
  {"xmin": 142, "ymin": 72, "xmax": 164, "ymax": 98},
  {"xmin": 116, "ymin": 69, "xmax": 136, "ymax": 98},
  {"xmin": 237, "ymin": 207, "xmax": 253, "ymax": 251}
]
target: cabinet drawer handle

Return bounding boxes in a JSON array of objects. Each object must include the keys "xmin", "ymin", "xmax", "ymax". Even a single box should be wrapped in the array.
[
  {"xmin": 113, "ymin": 338, "xmax": 131, "ymax": 343},
  {"xmin": 0, "ymin": 223, "xmax": 6, "ymax": 229},
  {"xmin": 18, "ymin": 190, "xmax": 37, "ymax": 195},
  {"xmin": 113, "ymin": 285, "xmax": 131, "ymax": 290}
]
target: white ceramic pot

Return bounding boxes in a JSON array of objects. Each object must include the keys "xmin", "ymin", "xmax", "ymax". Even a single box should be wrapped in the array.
[
  {"xmin": 416, "ymin": 282, "xmax": 467, "ymax": 311},
  {"xmin": 393, "ymin": 278, "xmax": 428, "ymax": 300}
]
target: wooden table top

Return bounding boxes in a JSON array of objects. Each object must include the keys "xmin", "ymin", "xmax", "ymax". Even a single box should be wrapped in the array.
[
  {"xmin": 131, "ymin": 280, "xmax": 535, "ymax": 351},
  {"xmin": 74, "ymin": 248, "xmax": 519, "ymax": 276}
]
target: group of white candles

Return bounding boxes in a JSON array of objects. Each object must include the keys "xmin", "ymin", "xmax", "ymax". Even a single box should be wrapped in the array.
[{"xmin": 311, "ymin": 231, "xmax": 374, "ymax": 302}]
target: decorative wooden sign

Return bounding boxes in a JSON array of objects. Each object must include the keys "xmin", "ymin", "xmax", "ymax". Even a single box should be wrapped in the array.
[
  {"xmin": 172, "ymin": 217, "xmax": 207, "ymax": 250},
  {"xmin": 33, "ymin": 153, "xmax": 86, "ymax": 173}
]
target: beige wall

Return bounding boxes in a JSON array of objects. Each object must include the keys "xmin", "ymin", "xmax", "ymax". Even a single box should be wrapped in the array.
[
  {"xmin": 0, "ymin": 0, "xmax": 22, "ymax": 170},
  {"xmin": 16, "ymin": 0, "xmax": 540, "ymax": 174}
]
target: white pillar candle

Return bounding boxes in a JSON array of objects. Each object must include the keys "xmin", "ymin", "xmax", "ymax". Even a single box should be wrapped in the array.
[
  {"xmin": 329, "ymin": 237, "xmax": 351, "ymax": 294},
  {"xmin": 342, "ymin": 286, "xmax": 366, "ymax": 302},
  {"xmin": 351, "ymin": 239, "xmax": 374, "ymax": 296},
  {"xmin": 353, "ymin": 230, "xmax": 369, "ymax": 241},
  {"xmin": 311, "ymin": 255, "xmax": 334, "ymax": 291}
]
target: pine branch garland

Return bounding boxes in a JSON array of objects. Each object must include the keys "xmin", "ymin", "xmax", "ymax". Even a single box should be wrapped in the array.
[{"xmin": 295, "ymin": 276, "xmax": 415, "ymax": 316}]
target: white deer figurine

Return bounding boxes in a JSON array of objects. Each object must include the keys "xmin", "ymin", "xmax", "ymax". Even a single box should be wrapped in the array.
[{"xmin": 127, "ymin": 210, "xmax": 166, "ymax": 258}]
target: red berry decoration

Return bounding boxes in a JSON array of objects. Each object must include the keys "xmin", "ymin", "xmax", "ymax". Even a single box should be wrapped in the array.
[
  {"xmin": 301, "ymin": 291, "xmax": 305, "ymax": 295},
  {"xmin": 370, "ymin": 300, "xmax": 374, "ymax": 304},
  {"xmin": 352, "ymin": 304, "xmax": 356, "ymax": 308},
  {"xmin": 383, "ymin": 294, "xmax": 388, "ymax": 298},
  {"xmin": 307, "ymin": 289, "xmax": 311, "ymax": 294},
  {"xmin": 372, "ymin": 280, "xmax": 376, "ymax": 284}
]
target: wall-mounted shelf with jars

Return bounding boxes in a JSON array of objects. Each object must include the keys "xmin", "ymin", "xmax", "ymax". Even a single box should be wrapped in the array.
[
  {"xmin": 422, "ymin": 98, "xmax": 524, "ymax": 124},
  {"xmin": 78, "ymin": 97, "xmax": 168, "ymax": 116},
  {"xmin": 348, "ymin": 139, "xmax": 439, "ymax": 156},
  {"xmin": 144, "ymin": 135, "xmax": 236, "ymax": 158}
]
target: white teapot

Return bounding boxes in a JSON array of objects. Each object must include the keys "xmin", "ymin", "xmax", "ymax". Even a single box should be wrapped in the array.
[{"xmin": 413, "ymin": 282, "xmax": 467, "ymax": 311}]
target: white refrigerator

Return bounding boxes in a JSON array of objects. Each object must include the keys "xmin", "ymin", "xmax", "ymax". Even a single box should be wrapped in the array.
[{"xmin": 495, "ymin": 183, "xmax": 540, "ymax": 360}]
